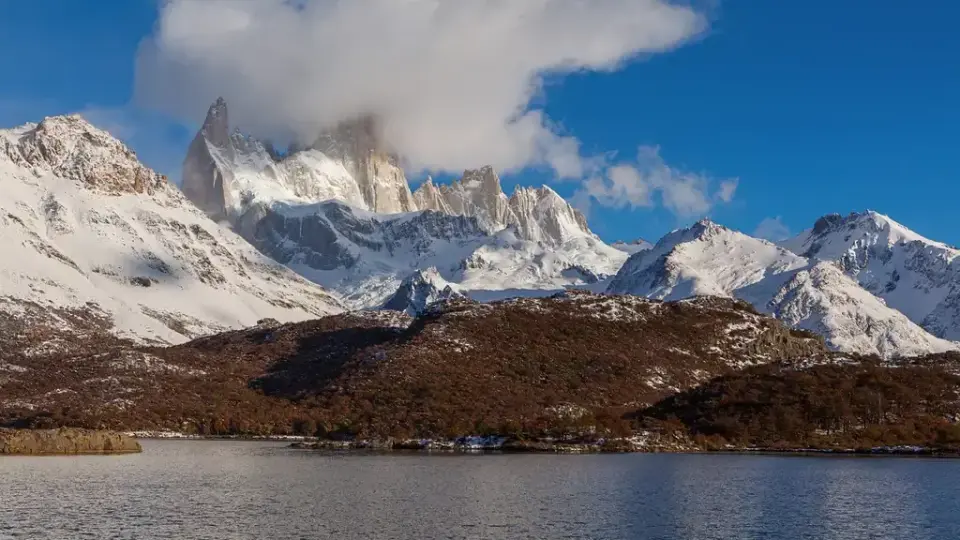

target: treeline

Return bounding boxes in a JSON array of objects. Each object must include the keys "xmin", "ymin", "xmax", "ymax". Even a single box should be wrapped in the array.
[{"xmin": 637, "ymin": 359, "xmax": 960, "ymax": 450}]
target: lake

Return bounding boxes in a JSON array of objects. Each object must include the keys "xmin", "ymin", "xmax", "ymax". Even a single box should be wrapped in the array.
[{"xmin": 2, "ymin": 440, "xmax": 959, "ymax": 539}]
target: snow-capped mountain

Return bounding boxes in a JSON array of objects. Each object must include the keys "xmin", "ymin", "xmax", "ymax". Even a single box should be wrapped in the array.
[
  {"xmin": 0, "ymin": 115, "xmax": 342, "ymax": 345},
  {"xmin": 380, "ymin": 267, "xmax": 464, "ymax": 315},
  {"xmin": 182, "ymin": 99, "xmax": 417, "ymax": 220},
  {"xmin": 782, "ymin": 211, "xmax": 960, "ymax": 341},
  {"xmin": 607, "ymin": 219, "xmax": 957, "ymax": 357},
  {"xmin": 231, "ymin": 195, "xmax": 625, "ymax": 308},
  {"xmin": 182, "ymin": 99, "xmax": 627, "ymax": 308}
]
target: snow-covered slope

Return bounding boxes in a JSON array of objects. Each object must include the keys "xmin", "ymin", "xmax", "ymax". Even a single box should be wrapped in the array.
[
  {"xmin": 607, "ymin": 220, "xmax": 956, "ymax": 357},
  {"xmin": 0, "ymin": 115, "xmax": 342, "ymax": 345},
  {"xmin": 182, "ymin": 99, "xmax": 627, "ymax": 308},
  {"xmin": 782, "ymin": 211, "xmax": 960, "ymax": 341}
]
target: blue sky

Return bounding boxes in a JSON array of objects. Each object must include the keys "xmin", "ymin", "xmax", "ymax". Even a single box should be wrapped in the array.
[{"xmin": 1, "ymin": 1, "xmax": 958, "ymax": 246}]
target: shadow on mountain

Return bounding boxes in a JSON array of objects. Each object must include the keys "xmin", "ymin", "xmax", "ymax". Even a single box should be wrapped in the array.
[{"xmin": 249, "ymin": 324, "xmax": 416, "ymax": 399}]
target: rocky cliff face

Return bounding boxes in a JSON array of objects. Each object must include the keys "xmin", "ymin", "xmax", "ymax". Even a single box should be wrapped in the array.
[
  {"xmin": 2, "ymin": 115, "xmax": 166, "ymax": 196},
  {"xmin": 182, "ymin": 99, "xmax": 599, "ymax": 247},
  {"xmin": 312, "ymin": 116, "xmax": 418, "ymax": 214},
  {"xmin": 235, "ymin": 196, "xmax": 624, "ymax": 309},
  {"xmin": 412, "ymin": 166, "xmax": 594, "ymax": 246},
  {"xmin": 181, "ymin": 98, "xmax": 234, "ymax": 220},
  {"xmin": 182, "ymin": 100, "xmax": 417, "ymax": 220}
]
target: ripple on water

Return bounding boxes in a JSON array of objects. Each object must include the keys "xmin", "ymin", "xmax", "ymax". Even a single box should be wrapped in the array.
[{"xmin": 2, "ymin": 441, "xmax": 960, "ymax": 539}]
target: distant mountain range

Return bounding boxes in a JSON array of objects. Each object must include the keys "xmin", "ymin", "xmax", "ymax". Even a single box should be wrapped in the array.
[
  {"xmin": 607, "ymin": 218, "xmax": 956, "ymax": 357},
  {"xmin": 2, "ymin": 101, "xmax": 959, "ymax": 359}
]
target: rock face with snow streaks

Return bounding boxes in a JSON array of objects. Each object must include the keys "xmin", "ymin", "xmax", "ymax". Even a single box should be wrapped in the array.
[
  {"xmin": 381, "ymin": 268, "xmax": 464, "ymax": 315},
  {"xmin": 181, "ymin": 99, "xmax": 626, "ymax": 309},
  {"xmin": 412, "ymin": 166, "xmax": 594, "ymax": 246},
  {"xmin": 782, "ymin": 211, "xmax": 960, "ymax": 341}
]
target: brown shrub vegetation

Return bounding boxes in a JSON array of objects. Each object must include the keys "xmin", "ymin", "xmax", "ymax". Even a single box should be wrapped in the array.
[
  {"xmin": 637, "ymin": 353, "xmax": 960, "ymax": 450},
  {"xmin": 1, "ymin": 293, "xmax": 840, "ymax": 440}
]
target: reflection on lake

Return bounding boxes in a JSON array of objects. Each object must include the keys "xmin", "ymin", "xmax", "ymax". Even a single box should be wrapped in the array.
[{"xmin": 2, "ymin": 441, "xmax": 959, "ymax": 539}]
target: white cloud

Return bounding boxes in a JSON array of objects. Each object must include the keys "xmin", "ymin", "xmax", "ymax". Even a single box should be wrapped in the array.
[
  {"xmin": 574, "ymin": 145, "xmax": 738, "ymax": 217},
  {"xmin": 134, "ymin": 0, "xmax": 706, "ymax": 178},
  {"xmin": 753, "ymin": 216, "xmax": 792, "ymax": 242},
  {"xmin": 717, "ymin": 179, "xmax": 738, "ymax": 203}
]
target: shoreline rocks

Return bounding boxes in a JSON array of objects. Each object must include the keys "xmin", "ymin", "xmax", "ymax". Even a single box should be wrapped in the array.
[
  {"xmin": 0, "ymin": 428, "xmax": 142, "ymax": 456},
  {"xmin": 289, "ymin": 434, "xmax": 693, "ymax": 454}
]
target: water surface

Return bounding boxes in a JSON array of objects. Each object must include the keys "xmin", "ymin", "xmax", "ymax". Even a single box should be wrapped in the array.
[{"xmin": 2, "ymin": 440, "xmax": 960, "ymax": 539}]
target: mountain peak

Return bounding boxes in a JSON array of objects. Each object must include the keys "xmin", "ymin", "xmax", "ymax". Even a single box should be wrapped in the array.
[
  {"xmin": 608, "ymin": 213, "xmax": 956, "ymax": 358},
  {"xmin": 459, "ymin": 166, "xmax": 502, "ymax": 193},
  {"xmin": 183, "ymin": 105, "xmax": 418, "ymax": 217},
  {"xmin": 205, "ymin": 97, "xmax": 228, "ymax": 124},
  {"xmin": 800, "ymin": 209, "xmax": 945, "ymax": 252},
  {"xmin": 381, "ymin": 268, "xmax": 464, "ymax": 315},
  {"xmin": 200, "ymin": 97, "xmax": 232, "ymax": 149},
  {"xmin": 688, "ymin": 217, "xmax": 727, "ymax": 238},
  {"xmin": 694, "ymin": 217, "xmax": 719, "ymax": 227},
  {"xmin": 2, "ymin": 114, "xmax": 167, "ymax": 195}
]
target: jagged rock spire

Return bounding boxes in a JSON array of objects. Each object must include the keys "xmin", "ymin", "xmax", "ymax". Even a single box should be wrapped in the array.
[
  {"xmin": 412, "ymin": 166, "xmax": 595, "ymax": 245},
  {"xmin": 200, "ymin": 97, "xmax": 232, "ymax": 149},
  {"xmin": 181, "ymin": 98, "xmax": 235, "ymax": 220}
]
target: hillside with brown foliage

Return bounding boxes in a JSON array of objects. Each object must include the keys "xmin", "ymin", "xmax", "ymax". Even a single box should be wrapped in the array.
[
  {"xmin": 0, "ymin": 292, "xmax": 828, "ymax": 439},
  {"xmin": 637, "ymin": 352, "xmax": 960, "ymax": 450}
]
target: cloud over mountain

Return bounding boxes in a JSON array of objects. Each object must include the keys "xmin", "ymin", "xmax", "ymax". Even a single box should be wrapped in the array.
[
  {"xmin": 135, "ymin": 0, "xmax": 706, "ymax": 178},
  {"xmin": 573, "ymin": 146, "xmax": 738, "ymax": 217}
]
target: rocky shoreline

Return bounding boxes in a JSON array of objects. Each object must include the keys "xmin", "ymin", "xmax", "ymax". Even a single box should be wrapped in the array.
[
  {"xmin": 0, "ymin": 429, "xmax": 142, "ymax": 456},
  {"xmin": 291, "ymin": 434, "xmax": 692, "ymax": 454},
  {"xmin": 289, "ymin": 437, "xmax": 960, "ymax": 456}
]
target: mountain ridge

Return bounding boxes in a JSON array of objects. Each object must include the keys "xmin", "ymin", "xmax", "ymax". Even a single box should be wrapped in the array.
[
  {"xmin": 181, "ymin": 98, "xmax": 627, "ymax": 309},
  {"xmin": 4, "ymin": 109, "xmax": 960, "ymax": 357},
  {"xmin": 608, "ymin": 218, "xmax": 958, "ymax": 358}
]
